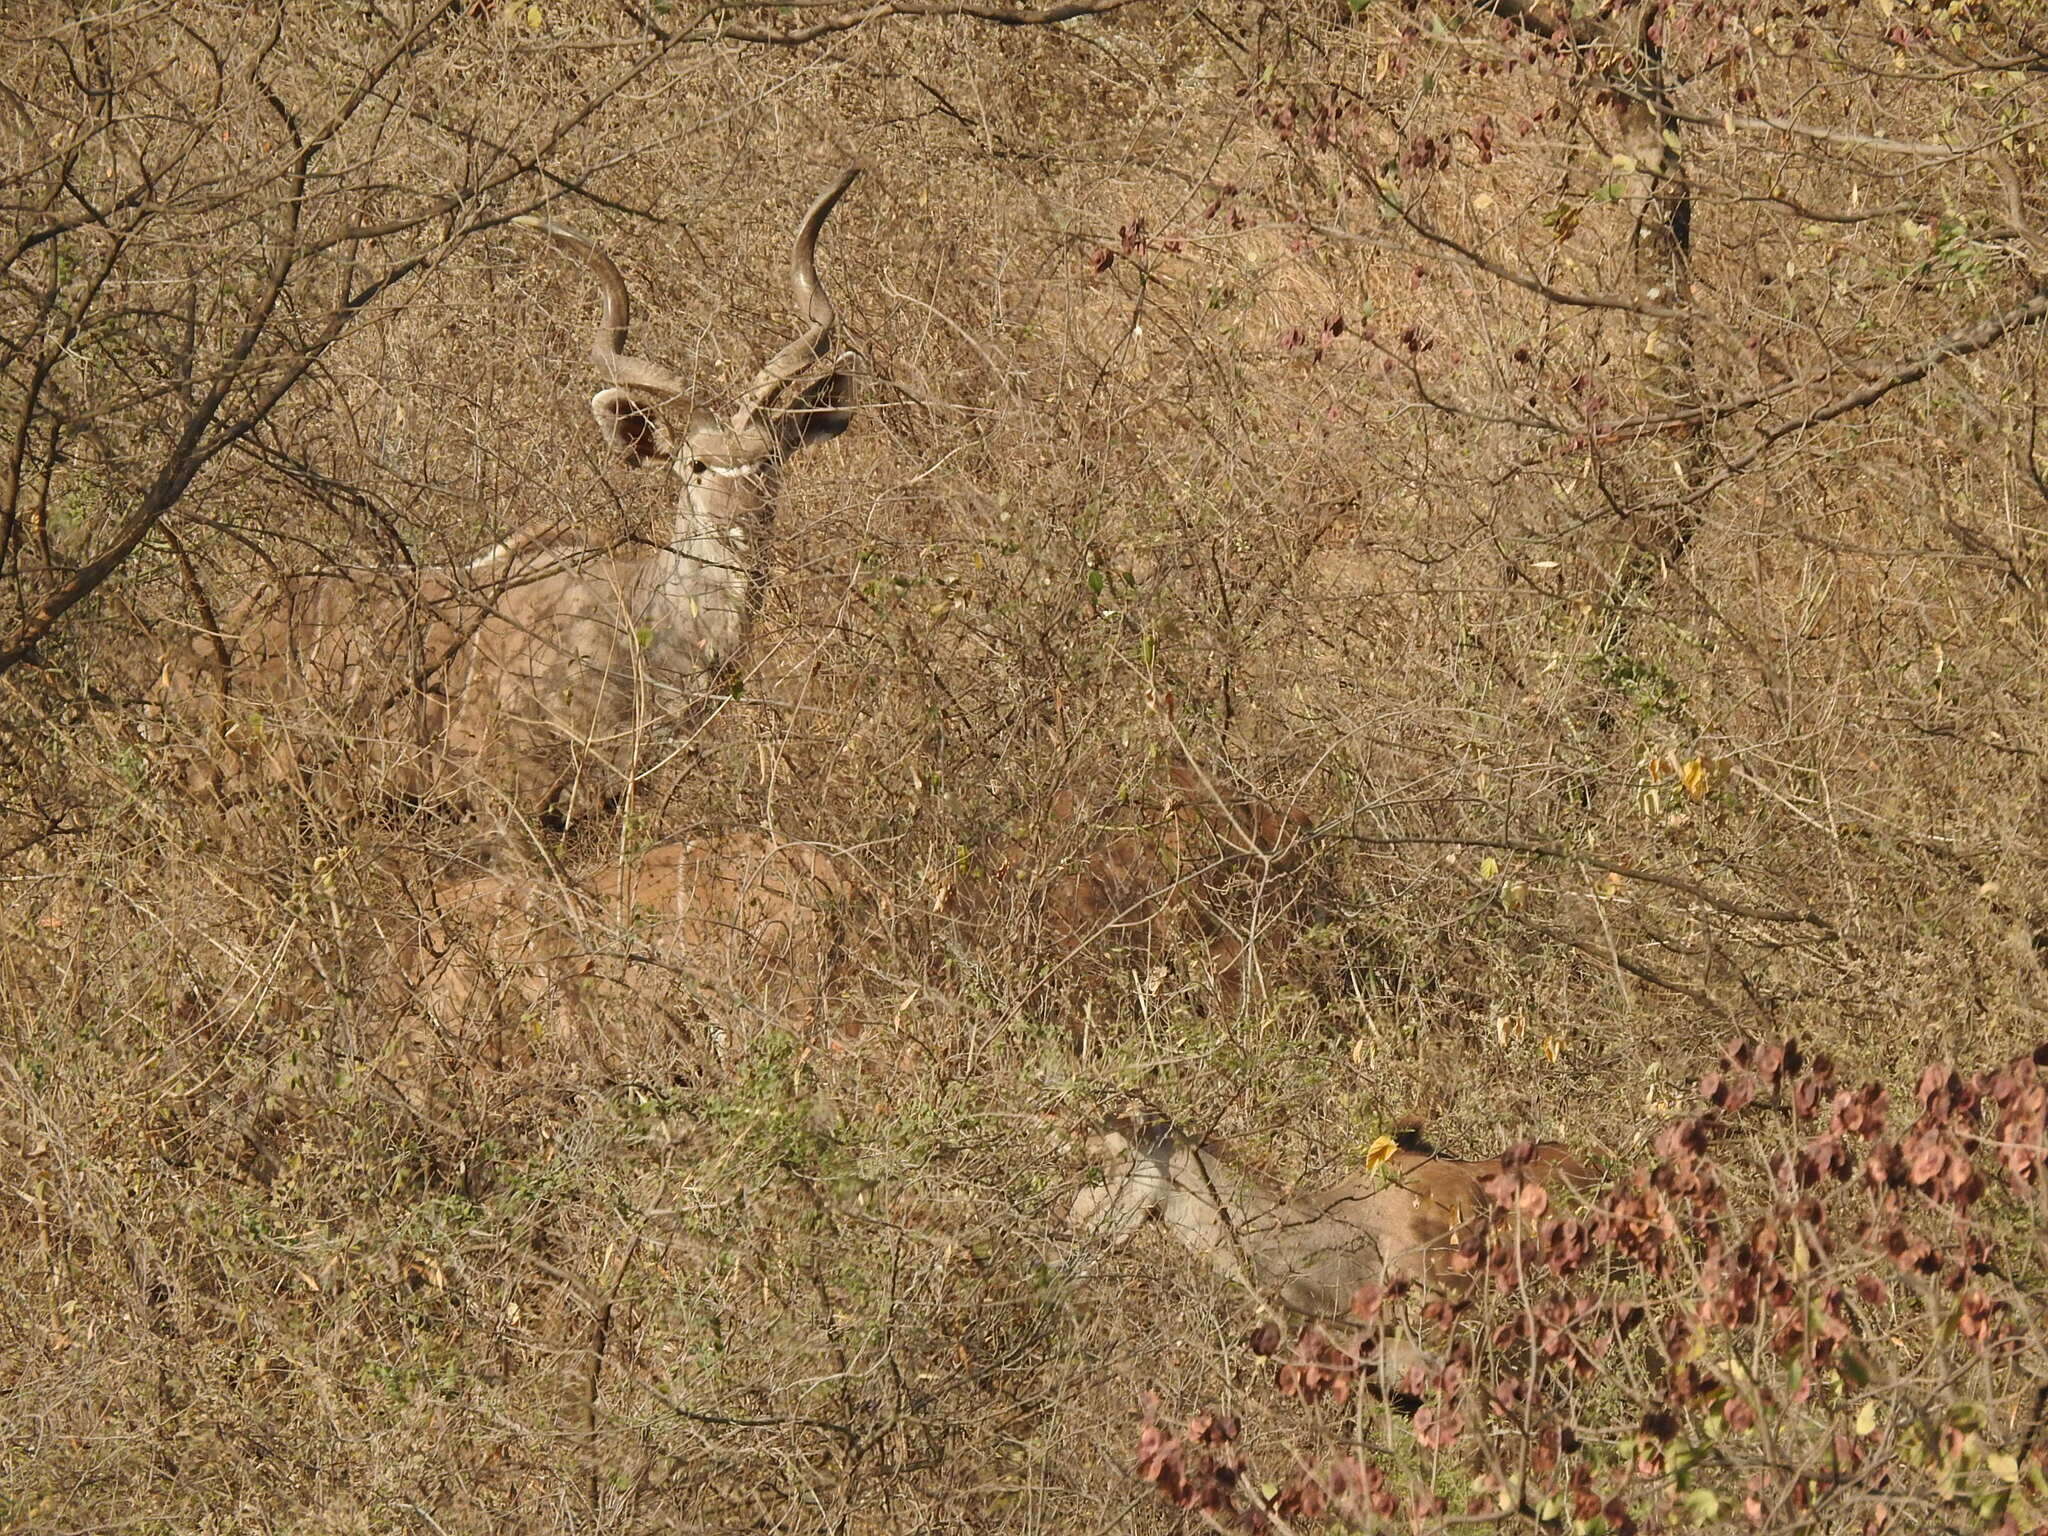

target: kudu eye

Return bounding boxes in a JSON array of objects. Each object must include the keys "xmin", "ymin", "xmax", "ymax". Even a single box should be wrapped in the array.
[{"xmin": 687, "ymin": 459, "xmax": 709, "ymax": 477}]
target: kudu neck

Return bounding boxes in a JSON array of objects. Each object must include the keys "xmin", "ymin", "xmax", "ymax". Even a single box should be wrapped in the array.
[{"xmin": 673, "ymin": 469, "xmax": 776, "ymax": 566}]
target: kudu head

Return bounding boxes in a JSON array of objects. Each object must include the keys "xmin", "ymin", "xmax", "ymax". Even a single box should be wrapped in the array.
[{"xmin": 512, "ymin": 168, "xmax": 861, "ymax": 541}]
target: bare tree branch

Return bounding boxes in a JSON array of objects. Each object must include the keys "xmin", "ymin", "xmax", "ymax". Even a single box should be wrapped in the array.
[
  {"xmin": 1314, "ymin": 200, "xmax": 1689, "ymax": 322},
  {"xmin": 636, "ymin": 0, "xmax": 1134, "ymax": 45},
  {"xmin": 1683, "ymin": 286, "xmax": 2048, "ymax": 499}
]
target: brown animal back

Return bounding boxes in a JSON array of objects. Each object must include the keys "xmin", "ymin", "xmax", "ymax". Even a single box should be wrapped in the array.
[
  {"xmin": 1377, "ymin": 1141, "xmax": 1596, "ymax": 1283},
  {"xmin": 964, "ymin": 764, "xmax": 1315, "ymax": 1001},
  {"xmin": 157, "ymin": 567, "xmax": 469, "ymax": 808},
  {"xmin": 579, "ymin": 834, "xmax": 851, "ymax": 1021}
]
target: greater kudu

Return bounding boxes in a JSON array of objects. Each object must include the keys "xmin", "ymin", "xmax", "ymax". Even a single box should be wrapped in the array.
[
  {"xmin": 406, "ymin": 832, "xmax": 851, "ymax": 1052},
  {"xmin": 157, "ymin": 170, "xmax": 863, "ymax": 832},
  {"xmin": 939, "ymin": 762, "xmax": 1319, "ymax": 1008},
  {"xmin": 1069, "ymin": 1112, "xmax": 1594, "ymax": 1387}
]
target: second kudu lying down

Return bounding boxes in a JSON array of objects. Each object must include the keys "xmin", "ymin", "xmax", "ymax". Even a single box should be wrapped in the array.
[
  {"xmin": 1071, "ymin": 1113, "xmax": 1594, "ymax": 1383},
  {"xmin": 406, "ymin": 760, "xmax": 1309, "ymax": 1052},
  {"xmin": 158, "ymin": 171, "xmax": 863, "ymax": 829},
  {"xmin": 409, "ymin": 832, "xmax": 850, "ymax": 1046}
]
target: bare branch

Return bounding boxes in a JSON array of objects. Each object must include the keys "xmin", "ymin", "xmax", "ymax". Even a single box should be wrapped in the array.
[
  {"xmin": 635, "ymin": 0, "xmax": 1134, "ymax": 45},
  {"xmin": 1315, "ymin": 198, "xmax": 1689, "ymax": 322},
  {"xmin": 1687, "ymin": 286, "xmax": 2048, "ymax": 497},
  {"xmin": 1663, "ymin": 103, "xmax": 1968, "ymax": 160},
  {"xmin": 1320, "ymin": 830, "xmax": 1833, "ymax": 931}
]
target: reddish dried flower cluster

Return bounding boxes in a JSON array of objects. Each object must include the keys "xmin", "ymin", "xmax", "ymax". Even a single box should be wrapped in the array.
[
  {"xmin": 1134, "ymin": 1406, "xmax": 1244, "ymax": 1521},
  {"xmin": 1278, "ymin": 314, "xmax": 1348, "ymax": 363},
  {"xmin": 1271, "ymin": 1325, "xmax": 1369, "ymax": 1406}
]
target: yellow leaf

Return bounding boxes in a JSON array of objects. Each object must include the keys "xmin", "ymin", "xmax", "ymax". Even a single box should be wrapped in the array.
[
  {"xmin": 1680, "ymin": 757, "xmax": 1710, "ymax": 798},
  {"xmin": 1989, "ymin": 1452, "xmax": 2020, "ymax": 1484},
  {"xmin": 1479, "ymin": 855, "xmax": 1500, "ymax": 881},
  {"xmin": 1855, "ymin": 1401, "xmax": 1878, "ymax": 1436},
  {"xmin": 1541, "ymin": 1034, "xmax": 1565, "ymax": 1064},
  {"xmin": 1363, "ymin": 1135, "xmax": 1399, "ymax": 1173},
  {"xmin": 527, "ymin": 4, "xmax": 543, "ymax": 27}
]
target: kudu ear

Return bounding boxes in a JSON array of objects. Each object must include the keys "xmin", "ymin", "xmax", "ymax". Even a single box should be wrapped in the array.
[
  {"xmin": 771, "ymin": 369, "xmax": 853, "ymax": 455},
  {"xmin": 589, "ymin": 387, "xmax": 673, "ymax": 467}
]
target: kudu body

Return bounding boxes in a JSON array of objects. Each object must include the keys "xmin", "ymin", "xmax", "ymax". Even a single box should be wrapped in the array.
[
  {"xmin": 409, "ymin": 832, "xmax": 850, "ymax": 1045},
  {"xmin": 945, "ymin": 762, "xmax": 1317, "ymax": 1004},
  {"xmin": 1070, "ymin": 1116, "xmax": 1594, "ymax": 1316},
  {"xmin": 1041, "ymin": 764, "xmax": 1313, "ymax": 997},
  {"xmin": 159, "ymin": 170, "xmax": 862, "ymax": 828}
]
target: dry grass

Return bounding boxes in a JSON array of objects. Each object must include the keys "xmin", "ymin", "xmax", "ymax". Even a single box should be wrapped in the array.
[{"xmin": 3, "ymin": 0, "xmax": 2046, "ymax": 1530}]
